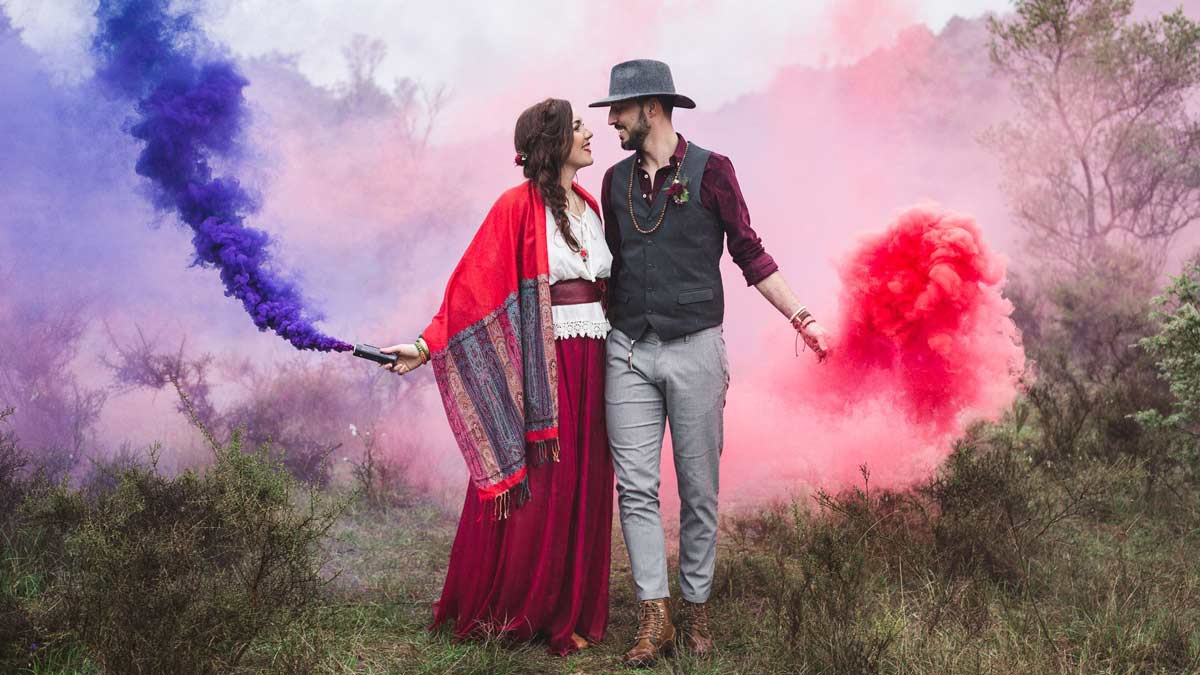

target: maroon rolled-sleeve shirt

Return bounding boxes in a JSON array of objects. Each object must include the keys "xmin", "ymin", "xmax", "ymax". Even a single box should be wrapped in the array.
[{"xmin": 601, "ymin": 133, "xmax": 779, "ymax": 291}]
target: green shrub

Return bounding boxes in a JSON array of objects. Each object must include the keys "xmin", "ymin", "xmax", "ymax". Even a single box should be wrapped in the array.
[
  {"xmin": 716, "ymin": 416, "xmax": 1130, "ymax": 672},
  {"xmin": 78, "ymin": 443, "xmax": 152, "ymax": 503},
  {"xmin": 1014, "ymin": 253, "xmax": 1175, "ymax": 475},
  {"xmin": 721, "ymin": 487, "xmax": 902, "ymax": 674},
  {"xmin": 22, "ymin": 432, "xmax": 343, "ymax": 674},
  {"xmin": 1137, "ymin": 257, "xmax": 1200, "ymax": 483},
  {"xmin": 0, "ymin": 406, "xmax": 36, "ymax": 664},
  {"xmin": 922, "ymin": 436, "xmax": 1033, "ymax": 587},
  {"xmin": 0, "ymin": 407, "xmax": 26, "ymax": 534}
]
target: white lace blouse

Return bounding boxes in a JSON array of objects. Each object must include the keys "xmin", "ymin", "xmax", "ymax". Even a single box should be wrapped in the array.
[{"xmin": 547, "ymin": 204, "xmax": 612, "ymax": 340}]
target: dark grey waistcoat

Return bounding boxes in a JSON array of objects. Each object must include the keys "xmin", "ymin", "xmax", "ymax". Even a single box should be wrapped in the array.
[{"xmin": 609, "ymin": 142, "xmax": 724, "ymax": 341}]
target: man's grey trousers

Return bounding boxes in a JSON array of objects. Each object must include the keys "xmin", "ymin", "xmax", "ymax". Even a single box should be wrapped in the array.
[{"xmin": 605, "ymin": 325, "xmax": 729, "ymax": 603}]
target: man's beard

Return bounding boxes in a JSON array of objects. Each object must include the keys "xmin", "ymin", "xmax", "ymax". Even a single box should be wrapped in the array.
[{"xmin": 620, "ymin": 110, "xmax": 650, "ymax": 151}]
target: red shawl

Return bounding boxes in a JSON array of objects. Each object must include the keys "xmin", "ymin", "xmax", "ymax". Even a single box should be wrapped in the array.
[{"xmin": 422, "ymin": 181, "xmax": 601, "ymax": 517}]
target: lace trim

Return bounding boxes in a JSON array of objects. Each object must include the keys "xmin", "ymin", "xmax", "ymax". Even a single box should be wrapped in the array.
[{"xmin": 553, "ymin": 319, "xmax": 611, "ymax": 340}]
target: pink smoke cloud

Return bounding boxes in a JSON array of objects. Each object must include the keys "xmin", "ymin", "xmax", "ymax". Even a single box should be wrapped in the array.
[
  {"xmin": 826, "ymin": 0, "xmax": 921, "ymax": 63},
  {"xmin": 826, "ymin": 204, "xmax": 1023, "ymax": 432}
]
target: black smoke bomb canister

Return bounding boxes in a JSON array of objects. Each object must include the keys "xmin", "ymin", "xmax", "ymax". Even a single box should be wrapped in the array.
[{"xmin": 351, "ymin": 344, "xmax": 399, "ymax": 365}]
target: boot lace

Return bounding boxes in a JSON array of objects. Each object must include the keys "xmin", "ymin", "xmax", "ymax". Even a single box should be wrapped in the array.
[
  {"xmin": 636, "ymin": 600, "xmax": 665, "ymax": 642},
  {"xmin": 683, "ymin": 601, "xmax": 710, "ymax": 637}
]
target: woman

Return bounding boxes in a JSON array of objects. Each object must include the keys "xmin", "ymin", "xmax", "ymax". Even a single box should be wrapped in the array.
[{"xmin": 380, "ymin": 98, "xmax": 613, "ymax": 656}]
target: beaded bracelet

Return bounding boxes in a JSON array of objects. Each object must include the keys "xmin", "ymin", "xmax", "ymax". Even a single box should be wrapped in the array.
[{"xmin": 414, "ymin": 337, "xmax": 431, "ymax": 364}]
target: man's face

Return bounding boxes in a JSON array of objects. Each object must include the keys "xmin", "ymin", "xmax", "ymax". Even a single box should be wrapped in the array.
[{"xmin": 607, "ymin": 100, "xmax": 650, "ymax": 152}]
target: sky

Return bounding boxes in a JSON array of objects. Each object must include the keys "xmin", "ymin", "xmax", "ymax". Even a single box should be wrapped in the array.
[{"xmin": 3, "ymin": 0, "xmax": 1013, "ymax": 141}]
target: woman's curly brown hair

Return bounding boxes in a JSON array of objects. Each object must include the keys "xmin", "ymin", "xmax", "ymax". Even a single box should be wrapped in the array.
[{"xmin": 514, "ymin": 98, "xmax": 580, "ymax": 251}]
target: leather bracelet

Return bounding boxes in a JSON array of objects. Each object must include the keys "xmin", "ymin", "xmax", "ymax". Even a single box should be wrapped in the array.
[{"xmin": 787, "ymin": 305, "xmax": 810, "ymax": 324}]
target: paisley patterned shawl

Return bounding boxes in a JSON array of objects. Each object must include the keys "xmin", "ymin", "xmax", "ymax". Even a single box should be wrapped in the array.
[{"xmin": 421, "ymin": 181, "xmax": 600, "ymax": 518}]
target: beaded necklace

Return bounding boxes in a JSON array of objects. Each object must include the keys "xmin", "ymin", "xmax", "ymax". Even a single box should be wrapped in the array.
[
  {"xmin": 565, "ymin": 192, "xmax": 590, "ymax": 263},
  {"xmin": 627, "ymin": 141, "xmax": 690, "ymax": 235}
]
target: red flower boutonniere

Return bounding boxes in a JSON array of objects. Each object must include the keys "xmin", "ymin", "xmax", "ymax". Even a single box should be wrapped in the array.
[{"xmin": 666, "ymin": 177, "xmax": 690, "ymax": 206}]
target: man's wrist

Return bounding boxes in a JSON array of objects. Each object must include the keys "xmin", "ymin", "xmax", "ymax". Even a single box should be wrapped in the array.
[
  {"xmin": 786, "ymin": 305, "xmax": 811, "ymax": 324},
  {"xmin": 788, "ymin": 306, "xmax": 816, "ymax": 331}
]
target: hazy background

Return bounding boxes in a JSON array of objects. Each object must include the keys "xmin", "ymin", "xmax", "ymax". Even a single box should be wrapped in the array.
[{"xmin": 2, "ymin": 0, "xmax": 1194, "ymax": 507}]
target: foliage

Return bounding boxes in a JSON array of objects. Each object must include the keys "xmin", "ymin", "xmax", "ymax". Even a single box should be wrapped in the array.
[
  {"xmin": 0, "ymin": 298, "xmax": 106, "ymax": 483},
  {"xmin": 1007, "ymin": 252, "xmax": 1176, "ymax": 495},
  {"xmin": 106, "ymin": 329, "xmax": 410, "ymax": 491},
  {"xmin": 0, "ymin": 407, "xmax": 36, "ymax": 665},
  {"xmin": 987, "ymin": 0, "xmax": 1200, "ymax": 271},
  {"xmin": 350, "ymin": 424, "xmax": 415, "ymax": 509},
  {"xmin": 14, "ymin": 433, "xmax": 343, "ymax": 674},
  {"xmin": 0, "ymin": 407, "xmax": 27, "ymax": 532},
  {"xmin": 1136, "ymin": 257, "xmax": 1200, "ymax": 480},
  {"xmin": 711, "ymin": 417, "xmax": 1195, "ymax": 674},
  {"xmin": 4, "ymin": 401, "xmax": 1200, "ymax": 673}
]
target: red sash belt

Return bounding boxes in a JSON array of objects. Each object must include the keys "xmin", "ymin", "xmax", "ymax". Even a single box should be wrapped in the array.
[{"xmin": 550, "ymin": 279, "xmax": 605, "ymax": 306}]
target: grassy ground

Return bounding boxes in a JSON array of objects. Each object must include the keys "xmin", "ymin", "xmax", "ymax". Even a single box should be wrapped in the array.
[
  {"xmin": 258, "ymin": 466, "xmax": 1200, "ymax": 674},
  {"xmin": 299, "ymin": 498, "xmax": 741, "ymax": 674},
  {"xmin": 7, "ymin": 435, "xmax": 1200, "ymax": 673}
]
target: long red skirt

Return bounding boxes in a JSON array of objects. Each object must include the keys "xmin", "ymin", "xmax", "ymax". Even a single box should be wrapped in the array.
[{"xmin": 430, "ymin": 336, "xmax": 614, "ymax": 656}]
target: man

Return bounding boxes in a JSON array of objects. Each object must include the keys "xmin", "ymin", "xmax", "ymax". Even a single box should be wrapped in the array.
[{"xmin": 591, "ymin": 59, "xmax": 830, "ymax": 666}]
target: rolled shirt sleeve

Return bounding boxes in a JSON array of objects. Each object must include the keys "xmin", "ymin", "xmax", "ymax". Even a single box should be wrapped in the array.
[{"xmin": 700, "ymin": 153, "xmax": 779, "ymax": 286}]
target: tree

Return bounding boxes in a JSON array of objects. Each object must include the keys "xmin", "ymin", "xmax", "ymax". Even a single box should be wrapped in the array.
[
  {"xmin": 339, "ymin": 34, "xmax": 393, "ymax": 118},
  {"xmin": 336, "ymin": 34, "xmax": 450, "ymax": 151},
  {"xmin": 988, "ymin": 0, "xmax": 1200, "ymax": 272},
  {"xmin": 0, "ymin": 297, "xmax": 106, "ymax": 481}
]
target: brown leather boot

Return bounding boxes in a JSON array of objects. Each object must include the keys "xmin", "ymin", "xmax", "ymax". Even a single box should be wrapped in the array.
[
  {"xmin": 679, "ymin": 600, "xmax": 714, "ymax": 656},
  {"xmin": 622, "ymin": 598, "xmax": 675, "ymax": 667}
]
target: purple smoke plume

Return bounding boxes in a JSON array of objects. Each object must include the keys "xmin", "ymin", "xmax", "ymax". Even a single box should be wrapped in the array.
[{"xmin": 92, "ymin": 0, "xmax": 351, "ymax": 353}]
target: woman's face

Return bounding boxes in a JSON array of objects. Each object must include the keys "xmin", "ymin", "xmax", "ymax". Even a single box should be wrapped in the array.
[{"xmin": 564, "ymin": 107, "xmax": 594, "ymax": 170}]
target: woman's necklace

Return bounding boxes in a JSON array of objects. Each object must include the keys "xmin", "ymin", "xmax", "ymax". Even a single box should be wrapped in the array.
[
  {"xmin": 566, "ymin": 190, "xmax": 585, "ymax": 217},
  {"xmin": 627, "ymin": 141, "xmax": 689, "ymax": 235},
  {"xmin": 564, "ymin": 192, "xmax": 590, "ymax": 263}
]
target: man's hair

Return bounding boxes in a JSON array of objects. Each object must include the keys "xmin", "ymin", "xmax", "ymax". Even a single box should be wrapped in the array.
[{"xmin": 640, "ymin": 96, "xmax": 674, "ymax": 120}]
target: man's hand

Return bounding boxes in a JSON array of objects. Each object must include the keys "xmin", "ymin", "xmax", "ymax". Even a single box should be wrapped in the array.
[
  {"xmin": 796, "ymin": 320, "xmax": 831, "ymax": 362},
  {"xmin": 752, "ymin": 271, "xmax": 832, "ymax": 362},
  {"xmin": 380, "ymin": 344, "xmax": 426, "ymax": 375}
]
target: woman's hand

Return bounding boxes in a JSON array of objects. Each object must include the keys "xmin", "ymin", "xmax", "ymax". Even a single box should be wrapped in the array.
[{"xmin": 380, "ymin": 344, "xmax": 426, "ymax": 375}]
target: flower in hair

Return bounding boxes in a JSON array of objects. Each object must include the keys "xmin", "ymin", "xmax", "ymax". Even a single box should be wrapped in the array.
[{"xmin": 515, "ymin": 152, "xmax": 528, "ymax": 166}]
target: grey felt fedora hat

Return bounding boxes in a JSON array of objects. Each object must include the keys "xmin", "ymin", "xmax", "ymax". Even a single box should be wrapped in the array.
[{"xmin": 589, "ymin": 59, "xmax": 696, "ymax": 109}]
